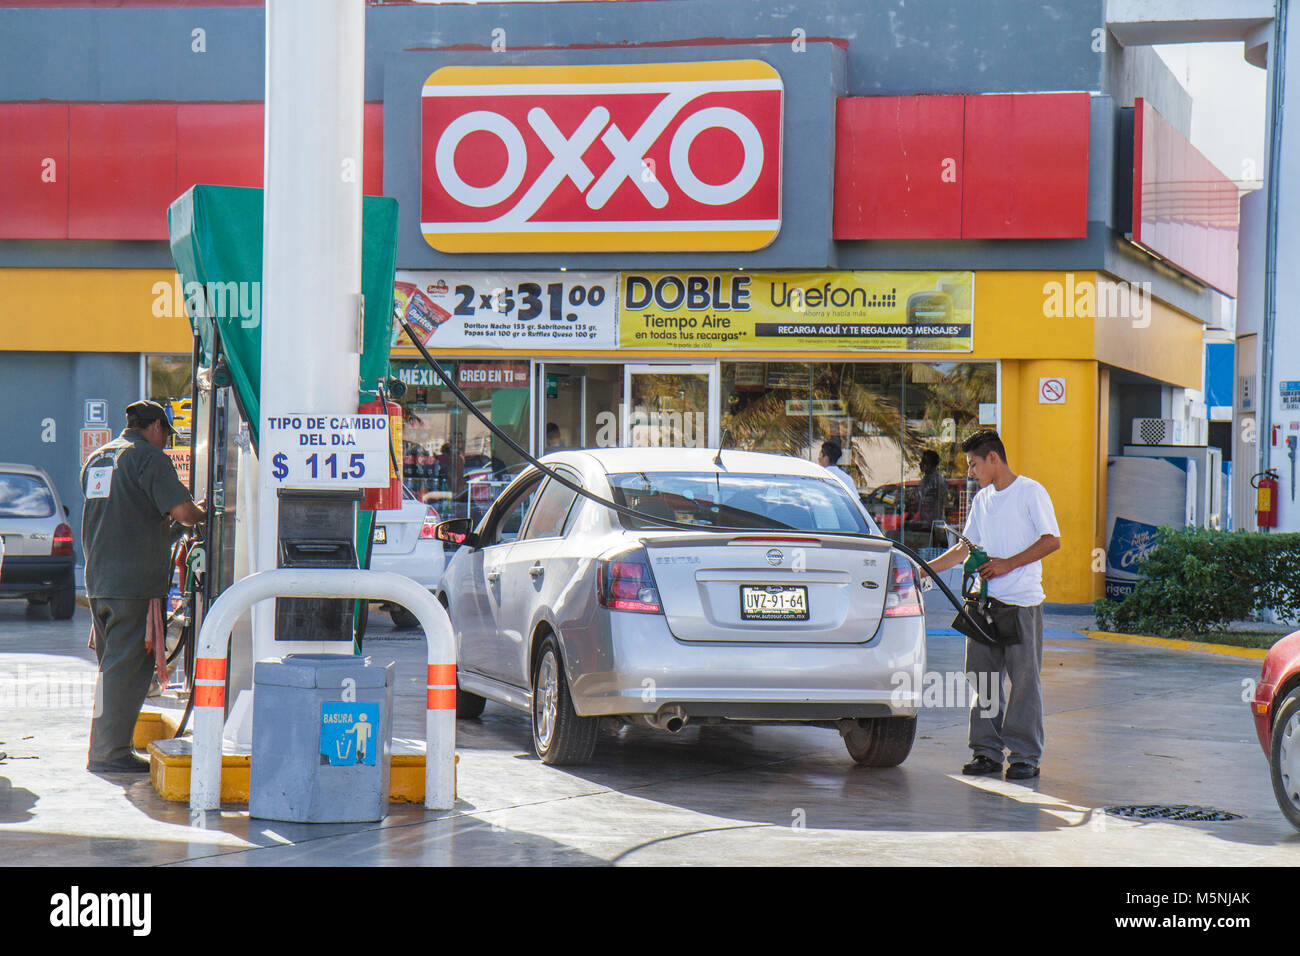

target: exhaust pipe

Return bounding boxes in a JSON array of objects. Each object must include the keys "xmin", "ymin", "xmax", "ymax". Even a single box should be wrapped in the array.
[{"xmin": 650, "ymin": 706, "xmax": 688, "ymax": 734}]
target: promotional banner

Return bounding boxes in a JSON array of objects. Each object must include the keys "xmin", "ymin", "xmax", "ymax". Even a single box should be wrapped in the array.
[
  {"xmin": 617, "ymin": 271, "xmax": 974, "ymax": 351},
  {"xmin": 392, "ymin": 271, "xmax": 618, "ymax": 349}
]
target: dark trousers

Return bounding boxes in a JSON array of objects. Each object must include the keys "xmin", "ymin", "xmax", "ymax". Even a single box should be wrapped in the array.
[
  {"xmin": 963, "ymin": 603, "xmax": 1045, "ymax": 768},
  {"xmin": 88, "ymin": 598, "xmax": 155, "ymax": 764}
]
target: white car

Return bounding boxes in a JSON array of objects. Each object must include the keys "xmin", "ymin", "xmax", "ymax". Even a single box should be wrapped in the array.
[
  {"xmin": 368, "ymin": 485, "xmax": 445, "ymax": 629},
  {"xmin": 0, "ymin": 463, "xmax": 77, "ymax": 619},
  {"xmin": 435, "ymin": 448, "xmax": 926, "ymax": 766}
]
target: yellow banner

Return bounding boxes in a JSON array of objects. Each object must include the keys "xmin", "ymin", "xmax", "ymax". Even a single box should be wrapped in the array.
[{"xmin": 617, "ymin": 271, "xmax": 973, "ymax": 351}]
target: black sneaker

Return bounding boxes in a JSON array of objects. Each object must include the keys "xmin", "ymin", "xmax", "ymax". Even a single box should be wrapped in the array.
[
  {"xmin": 961, "ymin": 755, "xmax": 1003, "ymax": 776},
  {"xmin": 1006, "ymin": 762, "xmax": 1040, "ymax": 780},
  {"xmin": 87, "ymin": 753, "xmax": 151, "ymax": 774}
]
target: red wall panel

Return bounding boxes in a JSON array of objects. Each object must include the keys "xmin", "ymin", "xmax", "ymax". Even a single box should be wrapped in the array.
[
  {"xmin": 364, "ymin": 102, "xmax": 384, "ymax": 196},
  {"xmin": 833, "ymin": 95, "xmax": 963, "ymax": 240},
  {"xmin": 176, "ymin": 102, "xmax": 264, "ymax": 194},
  {"xmin": 69, "ymin": 103, "xmax": 177, "ymax": 240},
  {"xmin": 0, "ymin": 103, "xmax": 69, "ymax": 239},
  {"xmin": 1133, "ymin": 98, "xmax": 1238, "ymax": 297},
  {"xmin": 961, "ymin": 92, "xmax": 1090, "ymax": 239}
]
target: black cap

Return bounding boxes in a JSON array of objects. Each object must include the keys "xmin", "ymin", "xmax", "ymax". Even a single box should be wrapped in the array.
[{"xmin": 126, "ymin": 400, "xmax": 175, "ymax": 434}]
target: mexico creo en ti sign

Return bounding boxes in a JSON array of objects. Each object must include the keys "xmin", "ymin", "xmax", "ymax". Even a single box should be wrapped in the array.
[{"xmin": 420, "ymin": 61, "xmax": 784, "ymax": 253}]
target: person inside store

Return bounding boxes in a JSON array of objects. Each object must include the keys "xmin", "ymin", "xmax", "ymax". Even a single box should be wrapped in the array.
[
  {"xmin": 924, "ymin": 429, "xmax": 1060, "ymax": 781},
  {"xmin": 817, "ymin": 439, "xmax": 857, "ymax": 498},
  {"xmin": 909, "ymin": 449, "xmax": 949, "ymax": 547},
  {"xmin": 545, "ymin": 422, "xmax": 568, "ymax": 451},
  {"xmin": 81, "ymin": 400, "xmax": 205, "ymax": 773}
]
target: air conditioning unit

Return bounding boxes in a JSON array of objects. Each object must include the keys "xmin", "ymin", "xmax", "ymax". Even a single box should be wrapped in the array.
[{"xmin": 1132, "ymin": 418, "xmax": 1195, "ymax": 446}]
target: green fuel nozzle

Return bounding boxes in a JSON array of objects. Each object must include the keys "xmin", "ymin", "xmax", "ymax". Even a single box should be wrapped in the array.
[{"xmin": 943, "ymin": 524, "xmax": 989, "ymax": 600}]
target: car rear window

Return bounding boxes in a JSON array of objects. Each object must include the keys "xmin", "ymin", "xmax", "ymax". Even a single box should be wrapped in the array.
[
  {"xmin": 608, "ymin": 472, "xmax": 871, "ymax": 533},
  {"xmin": 0, "ymin": 473, "xmax": 56, "ymax": 519}
]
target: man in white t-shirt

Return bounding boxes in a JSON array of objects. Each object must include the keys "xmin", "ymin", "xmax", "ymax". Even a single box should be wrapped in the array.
[{"xmin": 926, "ymin": 430, "xmax": 1060, "ymax": 781}]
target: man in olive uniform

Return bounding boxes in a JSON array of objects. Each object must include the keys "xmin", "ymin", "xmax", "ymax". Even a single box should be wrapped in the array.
[{"xmin": 81, "ymin": 401, "xmax": 204, "ymax": 773}]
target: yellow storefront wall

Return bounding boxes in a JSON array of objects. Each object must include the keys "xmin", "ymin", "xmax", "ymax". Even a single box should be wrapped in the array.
[
  {"xmin": 0, "ymin": 269, "xmax": 192, "ymax": 353},
  {"xmin": 5, "ymin": 267, "xmax": 1204, "ymax": 603}
]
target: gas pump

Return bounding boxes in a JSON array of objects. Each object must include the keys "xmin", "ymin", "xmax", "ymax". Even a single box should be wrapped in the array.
[{"xmin": 166, "ymin": 183, "xmax": 403, "ymax": 740}]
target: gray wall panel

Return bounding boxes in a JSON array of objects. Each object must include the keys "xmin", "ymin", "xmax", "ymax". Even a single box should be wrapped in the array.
[
  {"xmin": 0, "ymin": 351, "xmax": 141, "ymax": 568},
  {"xmin": 1, "ymin": 1, "xmax": 1104, "ymax": 103},
  {"xmin": 0, "ymin": 9, "xmax": 266, "ymax": 102}
]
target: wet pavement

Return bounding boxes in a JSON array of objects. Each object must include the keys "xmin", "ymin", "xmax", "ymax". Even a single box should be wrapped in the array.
[{"xmin": 2, "ymin": 596, "xmax": 1298, "ymax": 866}]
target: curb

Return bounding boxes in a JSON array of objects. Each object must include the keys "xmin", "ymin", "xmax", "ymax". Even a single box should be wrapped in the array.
[{"xmin": 1087, "ymin": 630, "xmax": 1269, "ymax": 661}]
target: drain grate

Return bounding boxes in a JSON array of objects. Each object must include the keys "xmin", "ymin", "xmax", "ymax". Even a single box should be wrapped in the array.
[{"xmin": 1104, "ymin": 804, "xmax": 1244, "ymax": 822}]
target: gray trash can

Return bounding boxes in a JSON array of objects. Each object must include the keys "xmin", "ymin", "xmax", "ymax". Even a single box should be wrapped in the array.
[{"xmin": 250, "ymin": 654, "xmax": 395, "ymax": 823}]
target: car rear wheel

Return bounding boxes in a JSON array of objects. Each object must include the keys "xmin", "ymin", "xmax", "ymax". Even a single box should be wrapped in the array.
[
  {"xmin": 388, "ymin": 604, "xmax": 419, "ymax": 630},
  {"xmin": 531, "ymin": 636, "xmax": 597, "ymax": 766},
  {"xmin": 841, "ymin": 715, "xmax": 917, "ymax": 767},
  {"xmin": 50, "ymin": 584, "xmax": 75, "ymax": 620},
  {"xmin": 1270, "ymin": 687, "xmax": 1300, "ymax": 830}
]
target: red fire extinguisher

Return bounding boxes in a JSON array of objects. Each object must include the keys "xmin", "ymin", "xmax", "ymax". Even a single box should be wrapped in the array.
[
  {"xmin": 1252, "ymin": 469, "xmax": 1280, "ymax": 529},
  {"xmin": 360, "ymin": 397, "xmax": 402, "ymax": 512}
]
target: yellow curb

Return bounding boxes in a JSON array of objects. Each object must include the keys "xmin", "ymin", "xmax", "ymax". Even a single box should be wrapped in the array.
[
  {"xmin": 133, "ymin": 708, "xmax": 187, "ymax": 750},
  {"xmin": 1088, "ymin": 630, "xmax": 1269, "ymax": 661},
  {"xmin": 146, "ymin": 738, "xmax": 456, "ymax": 805}
]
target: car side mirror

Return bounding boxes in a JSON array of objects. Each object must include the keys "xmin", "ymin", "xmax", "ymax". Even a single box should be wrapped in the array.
[{"xmin": 435, "ymin": 517, "xmax": 478, "ymax": 549}]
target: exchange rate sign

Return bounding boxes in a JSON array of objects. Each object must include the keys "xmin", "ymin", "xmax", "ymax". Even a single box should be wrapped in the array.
[{"xmin": 421, "ymin": 61, "xmax": 784, "ymax": 253}]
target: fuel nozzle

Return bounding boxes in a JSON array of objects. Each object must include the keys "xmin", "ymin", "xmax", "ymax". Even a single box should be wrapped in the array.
[{"xmin": 941, "ymin": 523, "xmax": 990, "ymax": 600}]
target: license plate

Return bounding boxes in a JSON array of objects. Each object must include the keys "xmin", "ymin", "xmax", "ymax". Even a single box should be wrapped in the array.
[
  {"xmin": 740, "ymin": 585, "xmax": 809, "ymax": 621},
  {"xmin": 373, "ymin": 526, "xmax": 387, "ymax": 545}
]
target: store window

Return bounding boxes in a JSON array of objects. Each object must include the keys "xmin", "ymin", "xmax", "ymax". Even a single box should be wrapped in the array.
[
  {"xmin": 392, "ymin": 359, "xmax": 529, "ymax": 519},
  {"xmin": 145, "ymin": 353, "xmax": 194, "ymax": 484},
  {"xmin": 721, "ymin": 361, "xmax": 996, "ymax": 551}
]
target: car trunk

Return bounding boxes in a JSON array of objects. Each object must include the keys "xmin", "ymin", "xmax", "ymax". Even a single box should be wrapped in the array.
[
  {"xmin": 371, "ymin": 499, "xmax": 427, "ymax": 556},
  {"xmin": 640, "ymin": 531, "xmax": 896, "ymax": 643},
  {"xmin": 0, "ymin": 518, "xmax": 56, "ymax": 556}
]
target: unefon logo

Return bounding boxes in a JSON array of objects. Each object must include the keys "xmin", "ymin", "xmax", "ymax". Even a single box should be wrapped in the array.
[{"xmin": 420, "ymin": 61, "xmax": 784, "ymax": 253}]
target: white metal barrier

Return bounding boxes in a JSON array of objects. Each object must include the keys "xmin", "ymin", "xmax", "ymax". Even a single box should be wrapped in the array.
[{"xmin": 188, "ymin": 569, "xmax": 456, "ymax": 813}]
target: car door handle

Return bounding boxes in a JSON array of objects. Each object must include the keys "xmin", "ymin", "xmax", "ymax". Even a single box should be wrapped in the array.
[
  {"xmin": 486, "ymin": 571, "xmax": 501, "ymax": 583},
  {"xmin": 528, "ymin": 564, "xmax": 544, "ymax": 578}
]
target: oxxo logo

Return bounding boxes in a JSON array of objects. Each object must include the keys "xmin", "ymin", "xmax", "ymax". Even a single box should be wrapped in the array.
[{"xmin": 421, "ymin": 61, "xmax": 784, "ymax": 253}]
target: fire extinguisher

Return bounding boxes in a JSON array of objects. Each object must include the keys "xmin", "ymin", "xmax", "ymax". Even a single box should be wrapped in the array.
[
  {"xmin": 360, "ymin": 396, "xmax": 402, "ymax": 512},
  {"xmin": 1252, "ymin": 469, "xmax": 1280, "ymax": 529}
]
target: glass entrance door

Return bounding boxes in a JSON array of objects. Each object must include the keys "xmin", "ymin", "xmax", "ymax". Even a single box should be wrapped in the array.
[{"xmin": 623, "ymin": 364, "xmax": 718, "ymax": 449}]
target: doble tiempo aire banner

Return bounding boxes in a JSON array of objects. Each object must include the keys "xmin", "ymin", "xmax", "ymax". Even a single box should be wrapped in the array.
[{"xmin": 617, "ymin": 271, "xmax": 974, "ymax": 351}]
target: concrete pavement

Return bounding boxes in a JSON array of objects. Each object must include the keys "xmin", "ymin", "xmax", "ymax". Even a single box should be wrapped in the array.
[{"xmin": 2, "ymin": 596, "xmax": 1298, "ymax": 865}]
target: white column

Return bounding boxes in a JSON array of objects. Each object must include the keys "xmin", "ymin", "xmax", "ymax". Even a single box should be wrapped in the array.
[{"xmin": 255, "ymin": 0, "xmax": 366, "ymax": 660}]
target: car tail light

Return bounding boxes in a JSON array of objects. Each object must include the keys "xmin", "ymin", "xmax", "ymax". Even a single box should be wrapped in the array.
[
  {"xmin": 883, "ymin": 552, "xmax": 924, "ymax": 617},
  {"xmin": 596, "ymin": 548, "xmax": 663, "ymax": 614},
  {"xmin": 419, "ymin": 509, "xmax": 439, "ymax": 539},
  {"xmin": 52, "ymin": 523, "xmax": 74, "ymax": 556}
]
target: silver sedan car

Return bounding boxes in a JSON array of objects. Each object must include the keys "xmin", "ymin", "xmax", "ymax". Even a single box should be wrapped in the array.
[{"xmin": 435, "ymin": 448, "xmax": 927, "ymax": 766}]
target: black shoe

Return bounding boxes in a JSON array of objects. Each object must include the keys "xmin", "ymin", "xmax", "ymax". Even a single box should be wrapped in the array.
[
  {"xmin": 961, "ymin": 755, "xmax": 1003, "ymax": 775},
  {"xmin": 1006, "ymin": 762, "xmax": 1040, "ymax": 780},
  {"xmin": 87, "ymin": 753, "xmax": 151, "ymax": 774}
]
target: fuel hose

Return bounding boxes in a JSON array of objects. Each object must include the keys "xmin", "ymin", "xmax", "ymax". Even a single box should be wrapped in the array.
[{"xmin": 398, "ymin": 318, "xmax": 997, "ymax": 645}]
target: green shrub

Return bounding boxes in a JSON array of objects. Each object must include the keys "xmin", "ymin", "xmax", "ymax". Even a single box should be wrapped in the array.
[{"xmin": 1093, "ymin": 527, "xmax": 1300, "ymax": 636}]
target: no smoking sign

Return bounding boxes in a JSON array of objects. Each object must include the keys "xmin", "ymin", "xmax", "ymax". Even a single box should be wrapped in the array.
[{"xmin": 1039, "ymin": 377, "xmax": 1066, "ymax": 405}]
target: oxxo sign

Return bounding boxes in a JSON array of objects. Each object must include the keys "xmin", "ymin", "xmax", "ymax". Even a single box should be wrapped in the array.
[{"xmin": 421, "ymin": 61, "xmax": 784, "ymax": 253}]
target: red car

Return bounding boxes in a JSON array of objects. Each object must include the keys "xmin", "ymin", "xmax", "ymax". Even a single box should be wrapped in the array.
[{"xmin": 1250, "ymin": 630, "xmax": 1300, "ymax": 829}]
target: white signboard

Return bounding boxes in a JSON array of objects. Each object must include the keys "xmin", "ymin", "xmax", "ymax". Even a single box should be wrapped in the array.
[
  {"xmin": 392, "ymin": 271, "xmax": 618, "ymax": 349},
  {"xmin": 1039, "ymin": 377, "xmax": 1066, "ymax": 405},
  {"xmin": 262, "ymin": 413, "xmax": 390, "ymax": 489}
]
